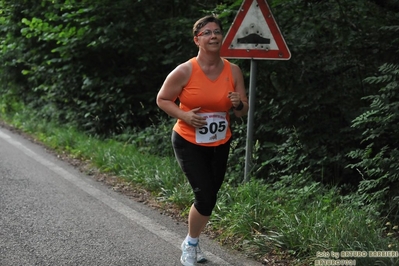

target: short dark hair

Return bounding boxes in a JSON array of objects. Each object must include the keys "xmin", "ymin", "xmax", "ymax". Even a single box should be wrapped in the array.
[{"xmin": 193, "ymin": 15, "xmax": 223, "ymax": 37}]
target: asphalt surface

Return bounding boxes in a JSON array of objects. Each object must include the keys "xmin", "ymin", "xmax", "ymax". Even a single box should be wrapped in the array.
[{"xmin": 0, "ymin": 126, "xmax": 262, "ymax": 266}]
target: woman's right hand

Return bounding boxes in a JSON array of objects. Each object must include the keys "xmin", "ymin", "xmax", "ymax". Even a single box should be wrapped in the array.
[{"xmin": 183, "ymin": 107, "xmax": 207, "ymax": 128}]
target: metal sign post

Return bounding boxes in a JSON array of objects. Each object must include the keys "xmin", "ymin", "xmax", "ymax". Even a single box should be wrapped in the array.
[{"xmin": 244, "ymin": 59, "xmax": 257, "ymax": 182}]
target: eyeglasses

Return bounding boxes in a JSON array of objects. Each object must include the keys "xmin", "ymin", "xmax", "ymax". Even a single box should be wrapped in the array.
[{"xmin": 196, "ymin": 29, "xmax": 223, "ymax": 37}]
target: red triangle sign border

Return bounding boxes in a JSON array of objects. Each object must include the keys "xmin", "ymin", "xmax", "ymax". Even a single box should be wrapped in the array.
[{"xmin": 220, "ymin": 0, "xmax": 291, "ymax": 60}]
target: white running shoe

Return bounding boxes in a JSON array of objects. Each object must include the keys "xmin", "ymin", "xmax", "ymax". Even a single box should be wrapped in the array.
[
  {"xmin": 180, "ymin": 241, "xmax": 197, "ymax": 266},
  {"xmin": 196, "ymin": 243, "xmax": 207, "ymax": 263}
]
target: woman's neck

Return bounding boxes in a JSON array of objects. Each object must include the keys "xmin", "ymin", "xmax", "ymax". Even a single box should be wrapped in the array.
[{"xmin": 196, "ymin": 51, "xmax": 221, "ymax": 67}]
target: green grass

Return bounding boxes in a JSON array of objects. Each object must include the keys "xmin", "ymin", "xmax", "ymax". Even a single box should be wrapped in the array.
[
  {"xmin": 213, "ymin": 181, "xmax": 399, "ymax": 265},
  {"xmin": 1, "ymin": 103, "xmax": 398, "ymax": 266}
]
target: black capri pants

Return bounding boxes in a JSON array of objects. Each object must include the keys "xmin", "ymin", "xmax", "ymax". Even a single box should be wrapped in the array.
[{"xmin": 172, "ymin": 131, "xmax": 231, "ymax": 216}]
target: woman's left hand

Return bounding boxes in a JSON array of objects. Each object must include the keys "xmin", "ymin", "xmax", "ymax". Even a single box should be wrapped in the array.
[{"xmin": 228, "ymin": 91, "xmax": 241, "ymax": 108}]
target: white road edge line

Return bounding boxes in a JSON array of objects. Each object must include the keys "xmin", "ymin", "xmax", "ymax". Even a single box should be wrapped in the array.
[{"xmin": 0, "ymin": 128, "xmax": 238, "ymax": 266}]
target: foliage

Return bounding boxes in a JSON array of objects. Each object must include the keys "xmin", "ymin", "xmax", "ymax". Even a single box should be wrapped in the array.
[
  {"xmin": 116, "ymin": 114, "xmax": 176, "ymax": 158},
  {"xmin": 247, "ymin": 0, "xmax": 399, "ymax": 187},
  {"xmin": 347, "ymin": 58, "xmax": 399, "ymax": 217},
  {"xmin": 0, "ymin": 0, "xmax": 205, "ymax": 134}
]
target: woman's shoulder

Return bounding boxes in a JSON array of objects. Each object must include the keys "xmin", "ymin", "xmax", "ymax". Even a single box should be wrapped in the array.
[
  {"xmin": 222, "ymin": 58, "xmax": 242, "ymax": 76},
  {"xmin": 173, "ymin": 59, "xmax": 194, "ymax": 77},
  {"xmin": 222, "ymin": 58, "xmax": 236, "ymax": 68},
  {"xmin": 165, "ymin": 58, "xmax": 194, "ymax": 87}
]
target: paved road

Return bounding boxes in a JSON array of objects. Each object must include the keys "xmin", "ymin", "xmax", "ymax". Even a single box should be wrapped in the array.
[{"xmin": 0, "ymin": 126, "xmax": 262, "ymax": 266}]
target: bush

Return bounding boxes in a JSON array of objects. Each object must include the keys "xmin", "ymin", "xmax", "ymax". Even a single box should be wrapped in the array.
[{"xmin": 348, "ymin": 61, "xmax": 399, "ymax": 218}]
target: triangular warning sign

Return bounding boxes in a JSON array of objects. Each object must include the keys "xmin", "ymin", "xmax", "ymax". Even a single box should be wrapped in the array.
[{"xmin": 221, "ymin": 0, "xmax": 291, "ymax": 60}]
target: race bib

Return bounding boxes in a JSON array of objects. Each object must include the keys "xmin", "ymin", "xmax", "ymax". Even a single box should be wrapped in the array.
[{"xmin": 195, "ymin": 112, "xmax": 228, "ymax": 143}]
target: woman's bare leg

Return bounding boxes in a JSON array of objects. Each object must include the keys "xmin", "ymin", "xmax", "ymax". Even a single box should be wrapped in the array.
[{"xmin": 187, "ymin": 204, "xmax": 209, "ymax": 238}]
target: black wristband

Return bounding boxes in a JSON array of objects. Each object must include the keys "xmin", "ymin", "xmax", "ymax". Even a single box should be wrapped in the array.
[{"xmin": 234, "ymin": 101, "xmax": 244, "ymax": 111}]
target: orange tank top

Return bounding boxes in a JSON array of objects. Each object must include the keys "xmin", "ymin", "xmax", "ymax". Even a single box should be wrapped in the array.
[{"xmin": 173, "ymin": 57, "xmax": 234, "ymax": 146}]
